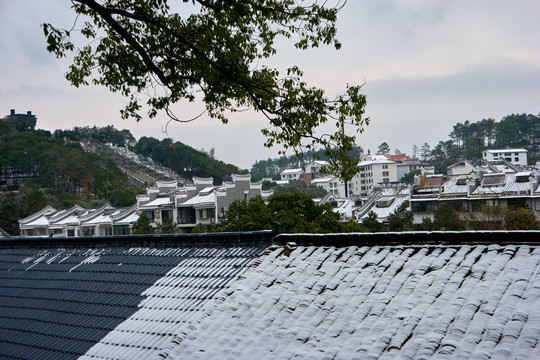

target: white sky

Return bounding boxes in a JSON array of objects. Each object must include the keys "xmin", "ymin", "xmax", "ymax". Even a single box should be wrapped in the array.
[{"xmin": 1, "ymin": 0, "xmax": 539, "ymax": 169}]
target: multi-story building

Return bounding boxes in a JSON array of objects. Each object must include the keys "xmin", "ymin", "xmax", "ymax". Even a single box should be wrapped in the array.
[
  {"xmin": 350, "ymin": 155, "xmax": 399, "ymax": 196},
  {"xmin": 483, "ymin": 148, "xmax": 528, "ymax": 166}
]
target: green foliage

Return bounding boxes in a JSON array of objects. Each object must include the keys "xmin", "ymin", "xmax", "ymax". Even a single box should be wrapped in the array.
[
  {"xmin": 99, "ymin": 179, "xmax": 141, "ymax": 207},
  {"xmin": 0, "ymin": 119, "xmax": 13, "ymax": 135},
  {"xmin": 342, "ymin": 219, "xmax": 365, "ymax": 233},
  {"xmin": 387, "ymin": 202, "xmax": 414, "ymax": 231},
  {"xmin": 53, "ymin": 125, "xmax": 135, "ymax": 147},
  {"xmin": 262, "ymin": 180, "xmax": 278, "ymax": 191},
  {"xmin": 44, "ymin": 0, "xmax": 368, "ymax": 180},
  {"xmin": 213, "ymin": 196, "xmax": 273, "ymax": 233},
  {"xmin": 156, "ymin": 217, "xmax": 178, "ymax": 234},
  {"xmin": 400, "ymin": 169, "xmax": 421, "ymax": 185},
  {"xmin": 427, "ymin": 112, "xmax": 540, "ymax": 173},
  {"xmin": 468, "ymin": 204, "xmax": 505, "ymax": 230},
  {"xmin": 433, "ymin": 203, "xmax": 466, "ymax": 231},
  {"xmin": 268, "ymin": 192, "xmax": 343, "ymax": 233},
  {"xmin": 361, "ymin": 211, "xmax": 383, "ymax": 232},
  {"xmin": 0, "ymin": 185, "xmax": 49, "ymax": 235},
  {"xmin": 191, "ymin": 223, "xmax": 210, "ymax": 234},
  {"xmin": 0, "ymin": 130, "xmax": 128, "ymax": 195},
  {"xmin": 132, "ymin": 213, "xmax": 154, "ymax": 234},
  {"xmin": 132, "ymin": 136, "xmax": 245, "ymax": 183},
  {"xmin": 273, "ymin": 181, "xmax": 327, "ymax": 198},
  {"xmin": 504, "ymin": 207, "xmax": 538, "ymax": 230},
  {"xmin": 214, "ymin": 192, "xmax": 345, "ymax": 234},
  {"xmin": 419, "ymin": 217, "xmax": 436, "ymax": 231},
  {"xmin": 376, "ymin": 142, "xmax": 390, "ymax": 155}
]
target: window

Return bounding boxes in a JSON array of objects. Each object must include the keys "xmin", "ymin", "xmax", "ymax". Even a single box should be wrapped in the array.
[
  {"xmin": 199, "ymin": 208, "xmax": 215, "ymax": 219},
  {"xmin": 82, "ymin": 227, "xmax": 95, "ymax": 236},
  {"xmin": 382, "ymin": 171, "xmax": 389, "ymax": 177},
  {"xmin": 67, "ymin": 229, "xmax": 75, "ymax": 237},
  {"xmin": 113, "ymin": 225, "xmax": 130, "ymax": 235},
  {"xmin": 412, "ymin": 202, "xmax": 428, "ymax": 212},
  {"xmin": 143, "ymin": 210, "xmax": 155, "ymax": 223},
  {"xmin": 383, "ymin": 164, "xmax": 388, "ymax": 169},
  {"xmin": 162, "ymin": 209, "xmax": 173, "ymax": 220}
]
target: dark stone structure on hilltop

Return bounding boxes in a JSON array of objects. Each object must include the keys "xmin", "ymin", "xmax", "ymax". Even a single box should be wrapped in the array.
[{"xmin": 3, "ymin": 109, "xmax": 37, "ymax": 131}]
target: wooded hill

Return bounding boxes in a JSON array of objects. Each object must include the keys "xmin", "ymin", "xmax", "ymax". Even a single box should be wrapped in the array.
[
  {"xmin": 0, "ymin": 121, "xmax": 246, "ymax": 235},
  {"xmin": 430, "ymin": 112, "xmax": 540, "ymax": 173}
]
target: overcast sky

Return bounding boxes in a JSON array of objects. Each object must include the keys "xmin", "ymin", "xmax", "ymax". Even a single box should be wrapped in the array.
[{"xmin": 1, "ymin": 0, "xmax": 539, "ymax": 169}]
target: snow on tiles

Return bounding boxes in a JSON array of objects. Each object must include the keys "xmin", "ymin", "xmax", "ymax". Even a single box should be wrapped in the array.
[{"xmin": 165, "ymin": 245, "xmax": 540, "ymax": 360}]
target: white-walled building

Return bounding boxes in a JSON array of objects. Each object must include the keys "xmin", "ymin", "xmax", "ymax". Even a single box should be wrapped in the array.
[
  {"xmin": 20, "ymin": 175, "xmax": 272, "ymax": 236},
  {"xmin": 350, "ymin": 155, "xmax": 399, "ymax": 196},
  {"xmin": 483, "ymin": 149, "xmax": 528, "ymax": 166},
  {"xmin": 312, "ymin": 176, "xmax": 346, "ymax": 197},
  {"xmin": 304, "ymin": 160, "xmax": 329, "ymax": 181},
  {"xmin": 280, "ymin": 168, "xmax": 304, "ymax": 182}
]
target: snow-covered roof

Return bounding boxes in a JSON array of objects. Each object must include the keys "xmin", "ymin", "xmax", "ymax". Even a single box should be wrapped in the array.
[
  {"xmin": 359, "ymin": 156, "xmax": 395, "ymax": 166},
  {"xmin": 311, "ymin": 176, "xmax": 335, "ymax": 185},
  {"xmin": 473, "ymin": 173, "xmax": 536, "ymax": 196},
  {"xmin": 18, "ymin": 205, "xmax": 57, "ymax": 228},
  {"xmin": 1, "ymin": 235, "xmax": 539, "ymax": 359},
  {"xmin": 360, "ymin": 196, "xmax": 409, "ymax": 220},
  {"xmin": 280, "ymin": 168, "xmax": 303, "ymax": 175},
  {"xmin": 485, "ymin": 148, "xmax": 527, "ymax": 153},
  {"xmin": 166, "ymin": 244, "xmax": 540, "ymax": 359},
  {"xmin": 139, "ymin": 196, "xmax": 173, "ymax": 208},
  {"xmin": 113, "ymin": 212, "xmax": 139, "ymax": 225},
  {"xmin": 178, "ymin": 191, "xmax": 215, "ymax": 207}
]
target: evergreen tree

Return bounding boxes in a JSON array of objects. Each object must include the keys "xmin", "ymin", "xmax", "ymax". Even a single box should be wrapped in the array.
[
  {"xmin": 387, "ymin": 202, "xmax": 414, "ymax": 231},
  {"xmin": 433, "ymin": 203, "xmax": 466, "ymax": 231},
  {"xmin": 361, "ymin": 211, "xmax": 383, "ymax": 232},
  {"xmin": 376, "ymin": 142, "xmax": 391, "ymax": 155},
  {"xmin": 156, "ymin": 217, "xmax": 178, "ymax": 234},
  {"xmin": 132, "ymin": 213, "xmax": 154, "ymax": 234}
]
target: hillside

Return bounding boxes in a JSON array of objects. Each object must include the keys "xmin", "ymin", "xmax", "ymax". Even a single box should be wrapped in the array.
[{"xmin": 54, "ymin": 126, "xmax": 247, "ymax": 184}]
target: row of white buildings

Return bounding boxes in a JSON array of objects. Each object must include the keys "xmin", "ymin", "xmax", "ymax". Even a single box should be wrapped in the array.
[
  {"xmin": 279, "ymin": 155, "xmax": 434, "ymax": 197},
  {"xmin": 319, "ymin": 149, "xmax": 540, "ymax": 226},
  {"xmin": 19, "ymin": 174, "xmax": 272, "ymax": 237}
]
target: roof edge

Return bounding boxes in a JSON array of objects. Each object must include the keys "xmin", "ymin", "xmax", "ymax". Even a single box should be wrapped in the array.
[
  {"xmin": 0, "ymin": 230, "xmax": 276, "ymax": 249},
  {"xmin": 273, "ymin": 231, "xmax": 540, "ymax": 247}
]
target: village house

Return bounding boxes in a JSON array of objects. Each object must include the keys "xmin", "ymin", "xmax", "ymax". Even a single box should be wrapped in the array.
[
  {"xmin": 19, "ymin": 175, "xmax": 272, "ymax": 236},
  {"xmin": 279, "ymin": 168, "xmax": 304, "ymax": 182},
  {"xmin": 409, "ymin": 170, "xmax": 540, "ymax": 224}
]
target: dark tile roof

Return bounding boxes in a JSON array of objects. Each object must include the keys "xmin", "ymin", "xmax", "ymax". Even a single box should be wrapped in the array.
[
  {"xmin": 164, "ymin": 244, "xmax": 540, "ymax": 359},
  {"xmin": 0, "ymin": 244, "xmax": 266, "ymax": 360}
]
